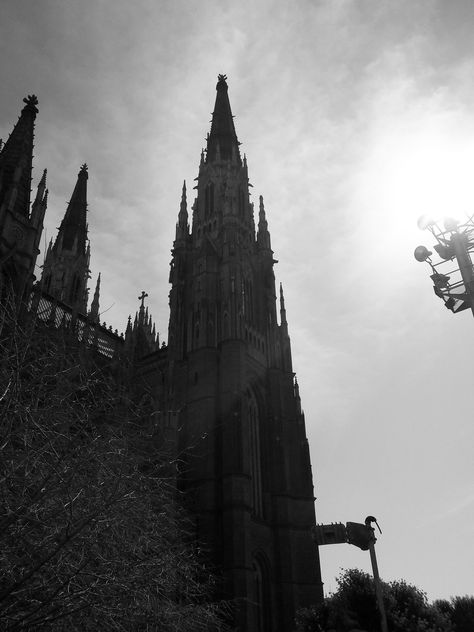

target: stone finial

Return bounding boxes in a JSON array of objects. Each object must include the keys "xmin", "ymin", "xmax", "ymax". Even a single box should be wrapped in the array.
[{"xmin": 22, "ymin": 94, "xmax": 39, "ymax": 114}]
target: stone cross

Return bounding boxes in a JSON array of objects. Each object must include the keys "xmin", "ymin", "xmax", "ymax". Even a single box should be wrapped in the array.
[{"xmin": 138, "ymin": 291, "xmax": 148, "ymax": 308}]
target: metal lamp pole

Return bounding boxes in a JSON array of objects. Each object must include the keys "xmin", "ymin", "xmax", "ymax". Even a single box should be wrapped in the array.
[
  {"xmin": 450, "ymin": 231, "xmax": 474, "ymax": 316},
  {"xmin": 365, "ymin": 516, "xmax": 389, "ymax": 632},
  {"xmin": 415, "ymin": 215, "xmax": 474, "ymax": 317},
  {"xmin": 313, "ymin": 516, "xmax": 389, "ymax": 632}
]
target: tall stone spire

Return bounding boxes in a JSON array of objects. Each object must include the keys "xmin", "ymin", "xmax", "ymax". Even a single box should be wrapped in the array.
[
  {"xmin": 0, "ymin": 95, "xmax": 46, "ymax": 304},
  {"xmin": 0, "ymin": 95, "xmax": 38, "ymax": 219},
  {"xmin": 54, "ymin": 163, "xmax": 88, "ymax": 255},
  {"xmin": 206, "ymin": 74, "xmax": 241, "ymax": 165},
  {"xmin": 41, "ymin": 165, "xmax": 90, "ymax": 313},
  {"xmin": 166, "ymin": 75, "xmax": 323, "ymax": 630}
]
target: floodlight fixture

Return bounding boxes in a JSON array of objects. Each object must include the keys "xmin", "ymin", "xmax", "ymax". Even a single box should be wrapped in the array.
[
  {"xmin": 415, "ymin": 212, "xmax": 474, "ymax": 318},
  {"xmin": 433, "ymin": 243, "xmax": 455, "ymax": 260},
  {"xmin": 444, "ymin": 217, "xmax": 459, "ymax": 232},
  {"xmin": 417, "ymin": 215, "xmax": 435, "ymax": 231},
  {"xmin": 414, "ymin": 245, "xmax": 432, "ymax": 262}
]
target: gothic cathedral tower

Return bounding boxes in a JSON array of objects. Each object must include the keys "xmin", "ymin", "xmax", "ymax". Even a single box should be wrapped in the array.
[{"xmin": 168, "ymin": 75, "xmax": 323, "ymax": 631}]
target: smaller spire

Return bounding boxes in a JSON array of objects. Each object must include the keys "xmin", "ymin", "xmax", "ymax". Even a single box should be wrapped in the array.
[
  {"xmin": 175, "ymin": 180, "xmax": 189, "ymax": 242},
  {"xmin": 89, "ymin": 273, "xmax": 101, "ymax": 322},
  {"xmin": 294, "ymin": 377, "xmax": 302, "ymax": 414},
  {"xmin": 179, "ymin": 181, "xmax": 187, "ymax": 224},
  {"xmin": 259, "ymin": 196, "xmax": 267, "ymax": 225},
  {"xmin": 34, "ymin": 168, "xmax": 47, "ymax": 203},
  {"xmin": 138, "ymin": 290, "xmax": 148, "ymax": 326},
  {"xmin": 280, "ymin": 282, "xmax": 287, "ymax": 327},
  {"xmin": 127, "ymin": 291, "xmax": 160, "ymax": 358},
  {"xmin": 30, "ymin": 169, "xmax": 48, "ymax": 227},
  {"xmin": 257, "ymin": 195, "xmax": 271, "ymax": 250}
]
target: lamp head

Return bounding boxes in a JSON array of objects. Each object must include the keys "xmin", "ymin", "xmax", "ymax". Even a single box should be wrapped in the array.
[
  {"xmin": 417, "ymin": 215, "xmax": 435, "ymax": 231},
  {"xmin": 414, "ymin": 245, "xmax": 432, "ymax": 262},
  {"xmin": 444, "ymin": 217, "xmax": 459, "ymax": 232},
  {"xmin": 433, "ymin": 243, "xmax": 455, "ymax": 260}
]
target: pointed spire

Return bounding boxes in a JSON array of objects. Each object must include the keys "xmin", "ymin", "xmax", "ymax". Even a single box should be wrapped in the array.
[
  {"xmin": 175, "ymin": 180, "xmax": 189, "ymax": 241},
  {"xmin": 127, "ymin": 291, "xmax": 160, "ymax": 358},
  {"xmin": 257, "ymin": 195, "xmax": 271, "ymax": 250},
  {"xmin": 206, "ymin": 74, "xmax": 241, "ymax": 164},
  {"xmin": 0, "ymin": 95, "xmax": 38, "ymax": 218},
  {"xmin": 89, "ymin": 273, "xmax": 101, "ymax": 322},
  {"xmin": 294, "ymin": 377, "xmax": 302, "ymax": 414},
  {"xmin": 41, "ymin": 165, "xmax": 90, "ymax": 312},
  {"xmin": 180, "ymin": 180, "xmax": 187, "ymax": 214},
  {"xmin": 30, "ymin": 169, "xmax": 48, "ymax": 227},
  {"xmin": 280, "ymin": 283, "xmax": 287, "ymax": 327},
  {"xmin": 54, "ymin": 163, "xmax": 88, "ymax": 254},
  {"xmin": 34, "ymin": 168, "xmax": 47, "ymax": 205}
]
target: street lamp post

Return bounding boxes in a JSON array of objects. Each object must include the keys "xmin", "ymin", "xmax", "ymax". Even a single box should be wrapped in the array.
[
  {"xmin": 365, "ymin": 516, "xmax": 389, "ymax": 632},
  {"xmin": 414, "ymin": 214, "xmax": 474, "ymax": 317},
  {"xmin": 313, "ymin": 516, "xmax": 388, "ymax": 632}
]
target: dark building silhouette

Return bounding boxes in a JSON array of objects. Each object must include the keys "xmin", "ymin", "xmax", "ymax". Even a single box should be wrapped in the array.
[{"xmin": 0, "ymin": 76, "xmax": 323, "ymax": 631}]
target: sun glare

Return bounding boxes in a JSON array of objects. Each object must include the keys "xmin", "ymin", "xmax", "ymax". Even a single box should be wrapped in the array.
[{"xmin": 355, "ymin": 113, "xmax": 474, "ymax": 257}]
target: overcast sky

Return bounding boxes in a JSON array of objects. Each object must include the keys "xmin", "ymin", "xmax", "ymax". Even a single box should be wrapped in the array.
[{"xmin": 1, "ymin": 0, "xmax": 473, "ymax": 601}]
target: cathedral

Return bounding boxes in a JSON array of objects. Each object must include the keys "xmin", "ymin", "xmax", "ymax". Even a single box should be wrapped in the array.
[{"xmin": 0, "ymin": 76, "xmax": 323, "ymax": 630}]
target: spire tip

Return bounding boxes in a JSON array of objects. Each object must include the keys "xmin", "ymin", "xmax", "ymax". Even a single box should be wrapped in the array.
[
  {"xmin": 217, "ymin": 74, "xmax": 228, "ymax": 89},
  {"xmin": 22, "ymin": 94, "xmax": 39, "ymax": 114}
]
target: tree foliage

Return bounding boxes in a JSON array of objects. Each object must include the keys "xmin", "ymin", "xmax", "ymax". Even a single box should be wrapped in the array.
[
  {"xmin": 295, "ymin": 568, "xmax": 473, "ymax": 632},
  {"xmin": 0, "ymin": 306, "xmax": 230, "ymax": 630},
  {"xmin": 434, "ymin": 596, "xmax": 474, "ymax": 632}
]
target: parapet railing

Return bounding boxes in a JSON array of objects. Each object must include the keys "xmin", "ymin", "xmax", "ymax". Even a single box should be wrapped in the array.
[{"xmin": 28, "ymin": 287, "xmax": 124, "ymax": 359}]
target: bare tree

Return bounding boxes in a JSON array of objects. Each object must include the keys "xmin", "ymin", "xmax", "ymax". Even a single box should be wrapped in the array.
[{"xmin": 0, "ymin": 302, "xmax": 230, "ymax": 631}]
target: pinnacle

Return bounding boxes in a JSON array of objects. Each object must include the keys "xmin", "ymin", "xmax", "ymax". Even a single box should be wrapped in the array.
[
  {"xmin": 54, "ymin": 165, "xmax": 89, "ymax": 254},
  {"xmin": 206, "ymin": 74, "xmax": 241, "ymax": 164},
  {"xmin": 22, "ymin": 94, "xmax": 39, "ymax": 115},
  {"xmin": 0, "ymin": 94, "xmax": 38, "ymax": 217}
]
